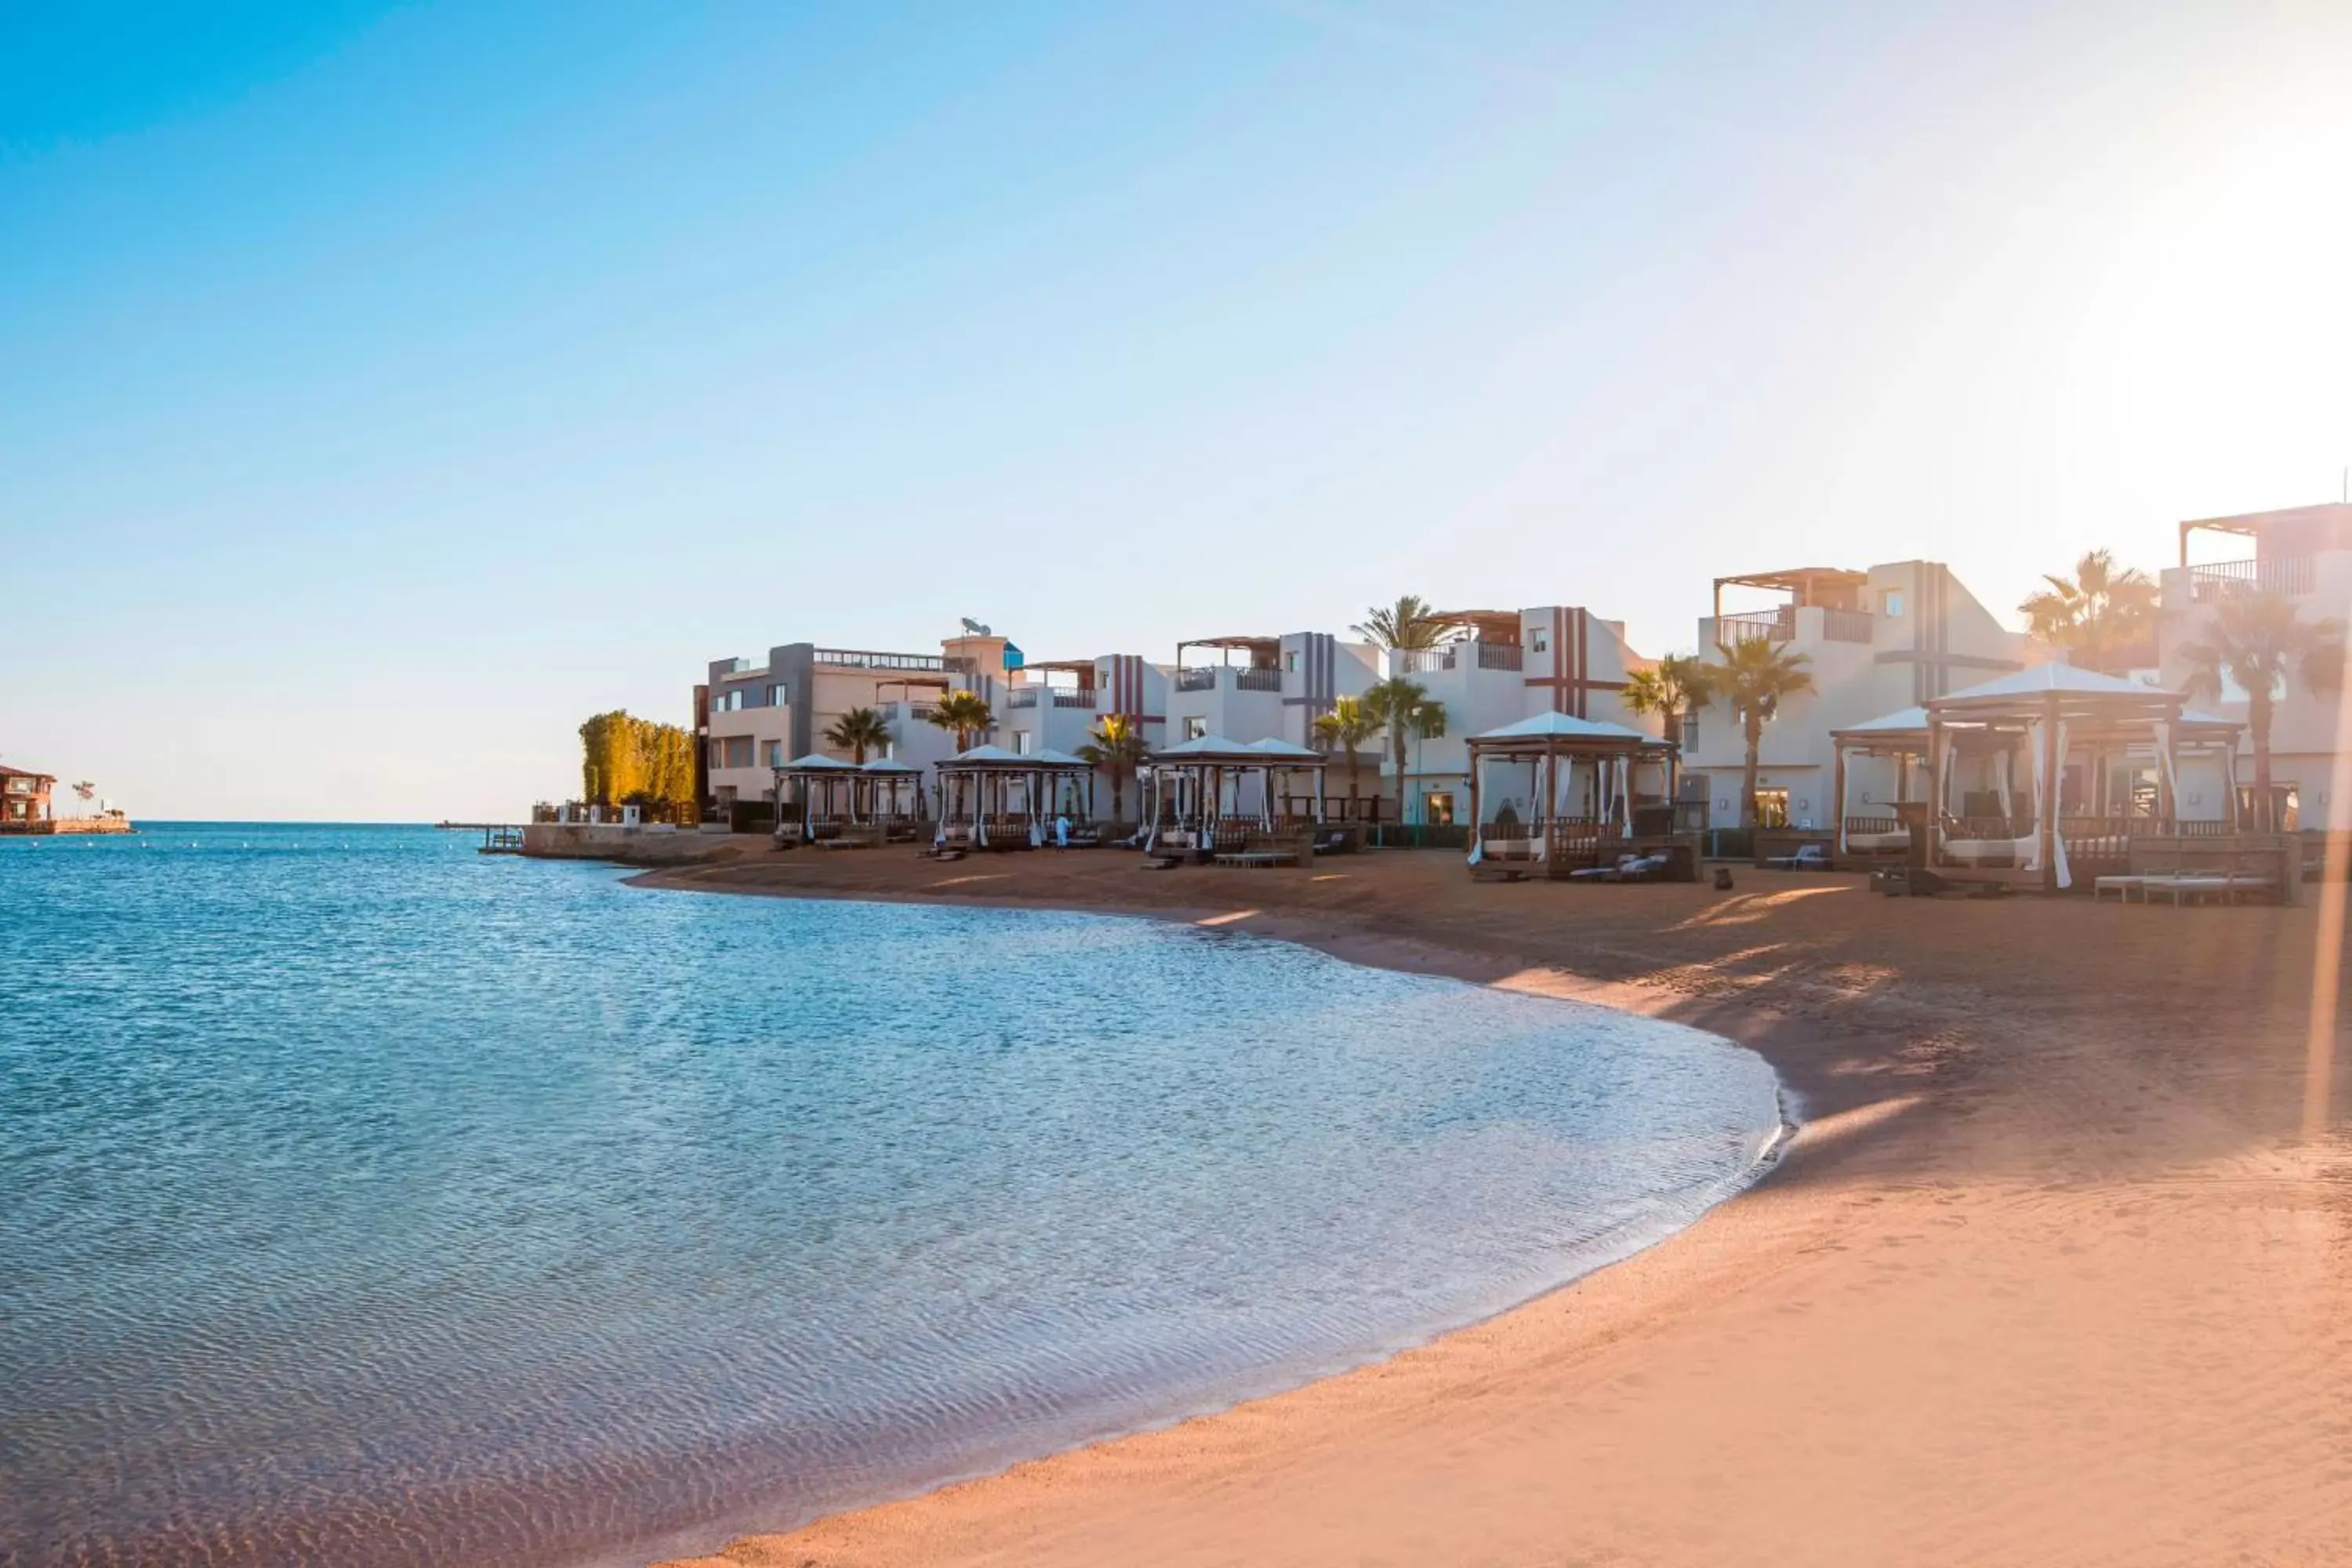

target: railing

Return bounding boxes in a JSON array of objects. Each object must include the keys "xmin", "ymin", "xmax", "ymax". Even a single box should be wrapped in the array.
[
  {"xmin": 881, "ymin": 702, "xmax": 937, "ymax": 721},
  {"xmin": 1390, "ymin": 648, "xmax": 1451, "ymax": 675},
  {"xmin": 1477, "ymin": 642, "xmax": 1523, "ymax": 670},
  {"xmin": 1821, "ymin": 608, "xmax": 1875, "ymax": 644},
  {"xmin": 2190, "ymin": 557, "xmax": 2315, "ymax": 601},
  {"xmin": 814, "ymin": 648, "xmax": 954, "ymax": 672},
  {"xmin": 1235, "ymin": 666, "xmax": 1283, "ymax": 691},
  {"xmin": 1174, "ymin": 666, "xmax": 1219, "ymax": 691},
  {"xmin": 1053, "ymin": 688, "xmax": 1098, "ymax": 708},
  {"xmin": 1007, "ymin": 688, "xmax": 1039, "ymax": 709},
  {"xmin": 1717, "ymin": 609, "xmax": 1791, "ymax": 643}
]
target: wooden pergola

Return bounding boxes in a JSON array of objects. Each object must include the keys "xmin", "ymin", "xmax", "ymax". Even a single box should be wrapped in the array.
[
  {"xmin": 856, "ymin": 757, "xmax": 927, "ymax": 840},
  {"xmin": 1463, "ymin": 711, "xmax": 1683, "ymax": 876},
  {"xmin": 1921, "ymin": 664, "xmax": 2241, "ymax": 891},
  {"xmin": 932, "ymin": 745, "xmax": 1094, "ymax": 850},
  {"xmin": 1140, "ymin": 735, "xmax": 1329, "ymax": 855},
  {"xmin": 1830, "ymin": 706, "xmax": 1931, "ymax": 858},
  {"xmin": 773, "ymin": 754, "xmax": 860, "ymax": 844}
]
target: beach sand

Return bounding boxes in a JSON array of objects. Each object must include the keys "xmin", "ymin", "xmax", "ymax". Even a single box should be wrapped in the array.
[{"xmin": 624, "ymin": 844, "xmax": 2352, "ymax": 1568}]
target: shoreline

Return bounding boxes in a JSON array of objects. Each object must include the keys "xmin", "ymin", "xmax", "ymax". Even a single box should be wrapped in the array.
[{"xmin": 600, "ymin": 844, "xmax": 2350, "ymax": 1568}]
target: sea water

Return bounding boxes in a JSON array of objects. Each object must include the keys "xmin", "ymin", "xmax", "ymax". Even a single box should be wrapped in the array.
[{"xmin": 0, "ymin": 825, "xmax": 1780, "ymax": 1566}]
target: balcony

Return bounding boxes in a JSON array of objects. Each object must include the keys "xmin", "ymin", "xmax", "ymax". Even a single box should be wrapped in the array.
[
  {"xmin": 1174, "ymin": 666, "xmax": 1218, "ymax": 691},
  {"xmin": 815, "ymin": 648, "xmax": 971, "ymax": 673},
  {"xmin": 1007, "ymin": 686, "xmax": 1098, "ymax": 710},
  {"xmin": 1820, "ymin": 608, "xmax": 1875, "ymax": 644},
  {"xmin": 1715, "ymin": 606, "xmax": 1873, "ymax": 645},
  {"xmin": 1174, "ymin": 666, "xmax": 1281, "ymax": 693},
  {"xmin": 1717, "ymin": 609, "xmax": 1791, "ymax": 644},
  {"xmin": 2188, "ymin": 556, "xmax": 2314, "ymax": 602},
  {"xmin": 1389, "ymin": 641, "xmax": 1523, "ymax": 675}
]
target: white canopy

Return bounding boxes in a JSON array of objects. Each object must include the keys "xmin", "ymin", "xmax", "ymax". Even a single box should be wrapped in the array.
[
  {"xmin": 1472, "ymin": 710, "xmax": 1653, "ymax": 745},
  {"xmin": 858, "ymin": 757, "xmax": 922, "ymax": 774},
  {"xmin": 1244, "ymin": 737, "xmax": 1328, "ymax": 762},
  {"xmin": 1837, "ymin": 705, "xmax": 1930, "ymax": 737},
  {"xmin": 781, "ymin": 753, "xmax": 857, "ymax": 771}
]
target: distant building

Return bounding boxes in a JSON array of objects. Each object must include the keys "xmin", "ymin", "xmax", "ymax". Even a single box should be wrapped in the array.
[
  {"xmin": 0, "ymin": 765, "xmax": 55, "ymax": 831},
  {"xmin": 1380, "ymin": 606, "xmax": 1662, "ymax": 828},
  {"xmin": 2160, "ymin": 502, "xmax": 2352, "ymax": 832},
  {"xmin": 1684, "ymin": 563, "xmax": 2029, "ymax": 829}
]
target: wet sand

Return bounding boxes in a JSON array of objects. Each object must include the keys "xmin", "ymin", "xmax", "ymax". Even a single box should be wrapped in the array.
[{"xmin": 626, "ymin": 844, "xmax": 2352, "ymax": 1568}]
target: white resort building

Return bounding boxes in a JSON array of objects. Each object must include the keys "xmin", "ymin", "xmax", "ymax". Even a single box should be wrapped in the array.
[
  {"xmin": 1684, "ymin": 562, "xmax": 2030, "ymax": 830},
  {"xmin": 2160, "ymin": 502, "xmax": 2352, "ymax": 833},
  {"xmin": 697, "ymin": 630, "xmax": 1019, "ymax": 815},
  {"xmin": 1381, "ymin": 607, "xmax": 1662, "ymax": 828}
]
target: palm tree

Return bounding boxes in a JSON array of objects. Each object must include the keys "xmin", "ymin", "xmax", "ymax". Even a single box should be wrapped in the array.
[
  {"xmin": 1074, "ymin": 713, "xmax": 1149, "ymax": 822},
  {"xmin": 822, "ymin": 706, "xmax": 892, "ymax": 765},
  {"xmin": 1312, "ymin": 696, "xmax": 1379, "ymax": 818},
  {"xmin": 1622, "ymin": 654, "xmax": 1716, "ymax": 747},
  {"xmin": 1363, "ymin": 676, "xmax": 1448, "ymax": 824},
  {"xmin": 1351, "ymin": 594, "xmax": 1446, "ymax": 652},
  {"xmin": 926, "ymin": 690, "xmax": 994, "ymax": 753},
  {"xmin": 1708, "ymin": 640, "xmax": 1816, "ymax": 829},
  {"xmin": 2176, "ymin": 590, "xmax": 2346, "ymax": 830},
  {"xmin": 2019, "ymin": 550, "xmax": 2158, "ymax": 666}
]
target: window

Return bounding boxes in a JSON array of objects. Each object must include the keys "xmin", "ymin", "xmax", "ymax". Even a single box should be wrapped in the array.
[
  {"xmin": 1882, "ymin": 590, "xmax": 1906, "ymax": 619},
  {"xmin": 722, "ymin": 736, "xmax": 753, "ymax": 769},
  {"xmin": 764, "ymin": 741, "xmax": 785, "ymax": 768},
  {"xmin": 1423, "ymin": 791, "xmax": 1455, "ymax": 826},
  {"xmin": 1286, "ymin": 650, "xmax": 1299, "ymax": 672},
  {"xmin": 1752, "ymin": 787, "xmax": 1790, "ymax": 828},
  {"xmin": 1013, "ymin": 731, "xmax": 1035, "ymax": 755},
  {"xmin": 1184, "ymin": 716, "xmax": 1207, "ymax": 740},
  {"xmin": 1529, "ymin": 626, "xmax": 1549, "ymax": 652}
]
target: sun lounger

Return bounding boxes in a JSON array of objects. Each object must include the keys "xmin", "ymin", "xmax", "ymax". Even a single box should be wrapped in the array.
[{"xmin": 1764, "ymin": 844, "xmax": 1831, "ymax": 871}]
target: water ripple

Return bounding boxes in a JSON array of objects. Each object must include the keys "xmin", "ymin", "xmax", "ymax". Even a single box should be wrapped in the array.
[{"xmin": 0, "ymin": 826, "xmax": 1779, "ymax": 1567}]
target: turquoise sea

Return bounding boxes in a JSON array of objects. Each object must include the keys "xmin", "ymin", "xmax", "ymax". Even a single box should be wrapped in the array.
[{"xmin": 0, "ymin": 825, "xmax": 1781, "ymax": 1566}]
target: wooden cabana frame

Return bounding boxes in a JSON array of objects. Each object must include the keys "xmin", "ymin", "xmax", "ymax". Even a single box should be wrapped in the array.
[
  {"xmin": 774, "ymin": 754, "xmax": 860, "ymax": 844},
  {"xmin": 1463, "ymin": 711, "xmax": 1687, "ymax": 878},
  {"xmin": 1140, "ymin": 735, "xmax": 1329, "ymax": 855},
  {"xmin": 931, "ymin": 745, "xmax": 1095, "ymax": 850},
  {"xmin": 858, "ymin": 757, "xmax": 927, "ymax": 841},
  {"xmin": 1918, "ymin": 664, "xmax": 2241, "ymax": 892}
]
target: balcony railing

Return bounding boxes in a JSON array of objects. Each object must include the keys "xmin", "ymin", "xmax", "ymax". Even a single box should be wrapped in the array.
[
  {"xmin": 1175, "ymin": 666, "xmax": 1282, "ymax": 692},
  {"xmin": 1390, "ymin": 641, "xmax": 1524, "ymax": 675},
  {"xmin": 1820, "ymin": 608, "xmax": 1875, "ymax": 644},
  {"xmin": 1007, "ymin": 688, "xmax": 1039, "ymax": 709},
  {"xmin": 1052, "ymin": 688, "xmax": 1098, "ymax": 707},
  {"xmin": 1717, "ymin": 609, "xmax": 1791, "ymax": 643},
  {"xmin": 1477, "ymin": 641, "xmax": 1524, "ymax": 670},
  {"xmin": 2190, "ymin": 557, "xmax": 2314, "ymax": 601},
  {"xmin": 1718, "ymin": 607, "xmax": 1872, "ymax": 644},
  {"xmin": 815, "ymin": 648, "xmax": 954, "ymax": 673}
]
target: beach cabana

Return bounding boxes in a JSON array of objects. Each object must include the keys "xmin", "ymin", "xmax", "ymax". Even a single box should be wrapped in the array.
[
  {"xmin": 1140, "ymin": 735, "xmax": 1328, "ymax": 856},
  {"xmin": 857, "ymin": 757, "xmax": 926, "ymax": 840},
  {"xmin": 1921, "ymin": 663, "xmax": 2236, "ymax": 891},
  {"xmin": 931, "ymin": 746, "xmax": 1094, "ymax": 849},
  {"xmin": 774, "ymin": 754, "xmax": 860, "ymax": 844},
  {"xmin": 1463, "ymin": 711, "xmax": 1683, "ymax": 877},
  {"xmin": 1831, "ymin": 706, "xmax": 1930, "ymax": 861}
]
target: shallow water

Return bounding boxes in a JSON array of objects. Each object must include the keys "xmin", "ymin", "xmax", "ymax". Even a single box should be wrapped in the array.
[{"xmin": 0, "ymin": 825, "xmax": 1780, "ymax": 1566}]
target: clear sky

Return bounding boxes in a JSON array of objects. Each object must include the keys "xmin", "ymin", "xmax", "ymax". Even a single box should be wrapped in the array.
[{"xmin": 5, "ymin": 1, "xmax": 2348, "ymax": 821}]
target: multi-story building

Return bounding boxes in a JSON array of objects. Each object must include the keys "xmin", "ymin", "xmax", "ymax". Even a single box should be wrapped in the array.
[
  {"xmin": 2160, "ymin": 502, "xmax": 2352, "ymax": 832},
  {"xmin": 1685, "ymin": 563, "xmax": 2029, "ymax": 829},
  {"xmin": 1381, "ymin": 607, "xmax": 1660, "ymax": 826},
  {"xmin": 1162, "ymin": 632, "xmax": 1384, "ymax": 750},
  {"xmin": 997, "ymin": 654, "xmax": 1171, "ymax": 759},
  {"xmin": 0, "ymin": 764, "xmax": 55, "ymax": 832},
  {"xmin": 697, "ymin": 632, "xmax": 1016, "ymax": 814}
]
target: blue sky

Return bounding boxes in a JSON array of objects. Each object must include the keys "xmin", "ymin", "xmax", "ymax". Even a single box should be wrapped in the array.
[{"xmin": 5, "ymin": 2, "xmax": 2349, "ymax": 818}]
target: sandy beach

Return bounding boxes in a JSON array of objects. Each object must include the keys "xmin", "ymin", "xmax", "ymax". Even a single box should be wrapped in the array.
[{"xmin": 624, "ymin": 843, "xmax": 2352, "ymax": 1568}]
